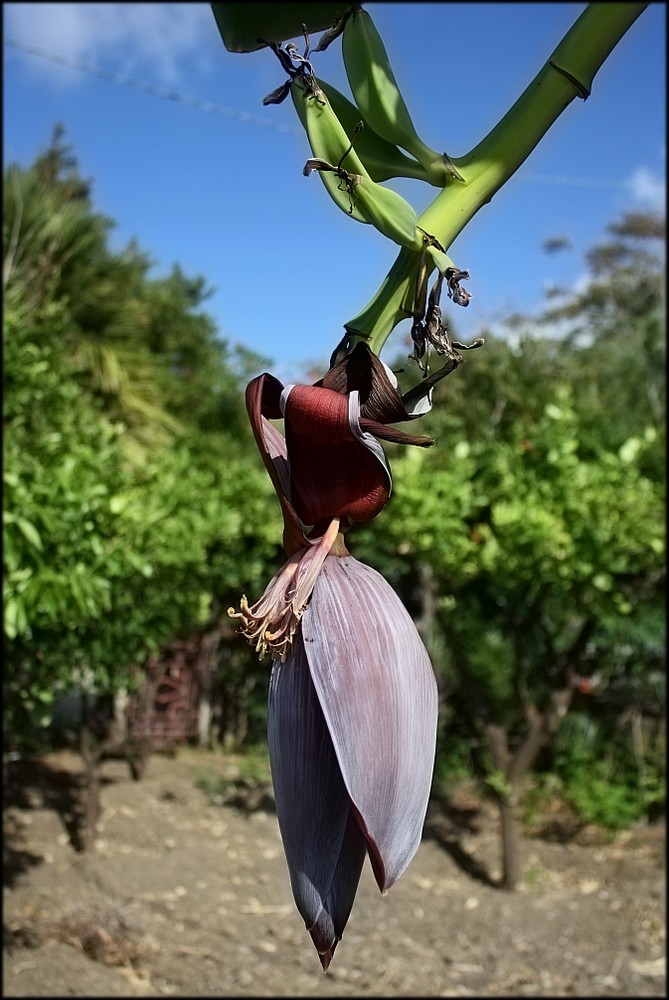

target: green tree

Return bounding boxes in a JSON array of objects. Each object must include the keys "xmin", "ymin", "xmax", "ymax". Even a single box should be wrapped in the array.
[
  {"xmin": 350, "ymin": 212, "xmax": 665, "ymax": 886},
  {"xmin": 3, "ymin": 131, "xmax": 281, "ymax": 846},
  {"xmin": 515, "ymin": 210, "xmax": 665, "ymax": 462},
  {"xmin": 4, "ymin": 127, "xmax": 192, "ymax": 456},
  {"xmin": 362, "ymin": 368, "xmax": 662, "ymax": 886}
]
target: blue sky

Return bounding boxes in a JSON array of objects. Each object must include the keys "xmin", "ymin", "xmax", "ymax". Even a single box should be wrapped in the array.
[{"xmin": 3, "ymin": 2, "xmax": 666, "ymax": 383}]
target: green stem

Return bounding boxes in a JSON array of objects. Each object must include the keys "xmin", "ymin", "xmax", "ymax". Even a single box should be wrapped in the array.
[
  {"xmin": 344, "ymin": 247, "xmax": 421, "ymax": 349},
  {"xmin": 345, "ymin": 2, "xmax": 647, "ymax": 356}
]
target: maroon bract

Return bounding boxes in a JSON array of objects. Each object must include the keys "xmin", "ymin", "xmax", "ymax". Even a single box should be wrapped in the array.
[{"xmin": 229, "ymin": 343, "xmax": 439, "ymax": 968}]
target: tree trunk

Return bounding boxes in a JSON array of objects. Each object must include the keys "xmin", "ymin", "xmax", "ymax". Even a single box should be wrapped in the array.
[
  {"xmin": 442, "ymin": 609, "xmax": 589, "ymax": 889},
  {"xmin": 486, "ymin": 681, "xmax": 577, "ymax": 889},
  {"xmin": 198, "ymin": 629, "xmax": 221, "ymax": 748},
  {"xmin": 78, "ymin": 693, "xmax": 119, "ymax": 851},
  {"xmin": 124, "ymin": 667, "xmax": 162, "ymax": 780},
  {"xmin": 485, "ymin": 722, "xmax": 522, "ymax": 890},
  {"xmin": 498, "ymin": 796, "xmax": 523, "ymax": 890},
  {"xmin": 79, "ymin": 720, "xmax": 103, "ymax": 852},
  {"xmin": 486, "ymin": 709, "xmax": 546, "ymax": 891}
]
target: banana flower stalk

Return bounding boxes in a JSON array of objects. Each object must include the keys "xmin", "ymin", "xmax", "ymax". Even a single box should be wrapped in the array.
[{"xmin": 229, "ymin": 344, "xmax": 439, "ymax": 969}]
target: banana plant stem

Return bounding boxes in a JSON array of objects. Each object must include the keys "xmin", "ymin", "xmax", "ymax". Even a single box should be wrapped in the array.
[{"xmin": 345, "ymin": 2, "xmax": 647, "ymax": 356}]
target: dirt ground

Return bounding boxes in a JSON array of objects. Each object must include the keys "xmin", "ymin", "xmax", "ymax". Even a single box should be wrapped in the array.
[{"xmin": 3, "ymin": 747, "xmax": 665, "ymax": 997}]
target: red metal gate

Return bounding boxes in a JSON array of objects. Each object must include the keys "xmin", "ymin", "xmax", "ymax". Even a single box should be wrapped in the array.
[{"xmin": 126, "ymin": 636, "xmax": 204, "ymax": 751}]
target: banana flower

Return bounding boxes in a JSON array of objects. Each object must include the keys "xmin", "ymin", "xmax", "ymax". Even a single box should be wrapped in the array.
[{"xmin": 229, "ymin": 343, "xmax": 439, "ymax": 969}]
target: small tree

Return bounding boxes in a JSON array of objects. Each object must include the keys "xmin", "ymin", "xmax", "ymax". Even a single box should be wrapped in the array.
[
  {"xmin": 356, "ymin": 358, "xmax": 663, "ymax": 886},
  {"xmin": 3, "ymin": 139, "xmax": 281, "ymax": 847}
]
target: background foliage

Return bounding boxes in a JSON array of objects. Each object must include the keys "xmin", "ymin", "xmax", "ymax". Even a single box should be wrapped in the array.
[
  {"xmin": 4, "ymin": 127, "xmax": 281, "ymax": 741},
  {"xmin": 3, "ymin": 127, "xmax": 665, "ymax": 827}
]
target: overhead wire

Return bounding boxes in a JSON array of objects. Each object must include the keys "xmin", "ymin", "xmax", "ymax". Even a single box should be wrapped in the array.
[
  {"xmin": 4, "ymin": 37, "xmax": 302, "ymax": 137},
  {"xmin": 4, "ymin": 37, "xmax": 633, "ymax": 190}
]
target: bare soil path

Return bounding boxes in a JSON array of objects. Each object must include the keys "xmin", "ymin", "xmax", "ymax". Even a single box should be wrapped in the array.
[{"xmin": 3, "ymin": 748, "xmax": 665, "ymax": 996}]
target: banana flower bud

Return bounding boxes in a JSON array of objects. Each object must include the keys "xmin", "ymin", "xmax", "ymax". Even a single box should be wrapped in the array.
[{"xmin": 229, "ymin": 343, "xmax": 439, "ymax": 969}]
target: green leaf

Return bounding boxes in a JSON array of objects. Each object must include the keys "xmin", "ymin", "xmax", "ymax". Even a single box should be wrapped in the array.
[
  {"xmin": 618, "ymin": 436, "xmax": 641, "ymax": 464},
  {"xmin": 16, "ymin": 517, "xmax": 43, "ymax": 551},
  {"xmin": 211, "ymin": 2, "xmax": 351, "ymax": 52},
  {"xmin": 4, "ymin": 598, "xmax": 19, "ymax": 639},
  {"xmin": 124, "ymin": 550, "xmax": 154, "ymax": 577},
  {"xmin": 4, "ymin": 597, "xmax": 27, "ymax": 639},
  {"xmin": 486, "ymin": 770, "xmax": 513, "ymax": 803},
  {"xmin": 109, "ymin": 494, "xmax": 130, "ymax": 514}
]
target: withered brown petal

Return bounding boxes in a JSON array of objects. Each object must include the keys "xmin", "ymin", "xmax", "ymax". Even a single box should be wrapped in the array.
[
  {"xmin": 359, "ymin": 418, "xmax": 433, "ymax": 448},
  {"xmin": 245, "ymin": 374, "xmax": 306, "ymax": 555},
  {"xmin": 262, "ymin": 79, "xmax": 292, "ymax": 106},
  {"xmin": 321, "ymin": 342, "xmax": 423, "ymax": 426}
]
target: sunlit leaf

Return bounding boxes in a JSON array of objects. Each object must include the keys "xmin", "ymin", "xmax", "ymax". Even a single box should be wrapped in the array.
[
  {"xmin": 211, "ymin": 3, "xmax": 350, "ymax": 53},
  {"xmin": 16, "ymin": 517, "xmax": 43, "ymax": 551}
]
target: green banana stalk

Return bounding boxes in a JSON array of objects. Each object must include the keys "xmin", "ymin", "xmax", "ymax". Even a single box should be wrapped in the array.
[
  {"xmin": 342, "ymin": 7, "xmax": 455, "ymax": 186},
  {"xmin": 291, "ymin": 74, "xmax": 422, "ymax": 249},
  {"xmin": 353, "ymin": 175, "xmax": 421, "ymax": 249},
  {"xmin": 291, "ymin": 75, "xmax": 369, "ymax": 223},
  {"xmin": 317, "ymin": 79, "xmax": 434, "ymax": 185}
]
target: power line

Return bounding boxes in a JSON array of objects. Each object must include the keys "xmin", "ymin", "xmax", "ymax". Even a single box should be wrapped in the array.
[
  {"xmin": 4, "ymin": 38, "xmax": 635, "ymax": 191},
  {"xmin": 4, "ymin": 38, "xmax": 302, "ymax": 137}
]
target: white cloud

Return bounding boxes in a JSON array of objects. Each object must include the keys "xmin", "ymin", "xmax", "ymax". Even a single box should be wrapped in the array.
[
  {"xmin": 4, "ymin": 3, "xmax": 216, "ymax": 86},
  {"xmin": 625, "ymin": 166, "xmax": 666, "ymax": 212}
]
